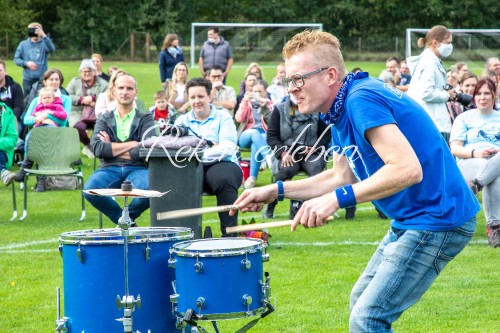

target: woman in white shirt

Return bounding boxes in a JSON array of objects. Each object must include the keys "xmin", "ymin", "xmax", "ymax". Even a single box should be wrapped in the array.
[{"xmin": 407, "ymin": 25, "xmax": 457, "ymax": 140}]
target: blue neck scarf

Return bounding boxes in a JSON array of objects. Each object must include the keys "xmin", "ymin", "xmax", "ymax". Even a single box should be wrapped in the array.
[{"xmin": 320, "ymin": 71, "xmax": 368, "ymax": 125}]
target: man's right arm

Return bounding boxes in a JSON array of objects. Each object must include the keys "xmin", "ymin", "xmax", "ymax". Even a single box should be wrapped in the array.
[
  {"xmin": 199, "ymin": 57, "xmax": 205, "ymax": 76},
  {"xmin": 13, "ymin": 43, "xmax": 25, "ymax": 68}
]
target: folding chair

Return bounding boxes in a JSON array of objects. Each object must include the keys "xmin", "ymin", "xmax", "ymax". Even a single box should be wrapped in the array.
[{"xmin": 19, "ymin": 127, "xmax": 86, "ymax": 221}]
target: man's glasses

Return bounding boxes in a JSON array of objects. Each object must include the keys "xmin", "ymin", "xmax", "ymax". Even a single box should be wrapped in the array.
[{"xmin": 282, "ymin": 67, "xmax": 328, "ymax": 89}]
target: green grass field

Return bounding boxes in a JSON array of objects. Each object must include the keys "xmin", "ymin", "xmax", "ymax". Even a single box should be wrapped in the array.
[{"xmin": 0, "ymin": 61, "xmax": 498, "ymax": 332}]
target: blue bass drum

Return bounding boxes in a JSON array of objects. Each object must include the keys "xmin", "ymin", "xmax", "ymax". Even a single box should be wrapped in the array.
[
  {"xmin": 59, "ymin": 227, "xmax": 193, "ymax": 332},
  {"xmin": 169, "ymin": 238, "xmax": 271, "ymax": 321}
]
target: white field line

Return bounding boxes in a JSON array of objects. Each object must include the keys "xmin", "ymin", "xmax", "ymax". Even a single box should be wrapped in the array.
[{"xmin": 0, "ymin": 237, "xmax": 487, "ymax": 254}]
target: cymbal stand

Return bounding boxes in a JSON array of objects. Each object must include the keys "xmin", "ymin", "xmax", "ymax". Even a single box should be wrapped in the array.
[{"xmin": 115, "ymin": 181, "xmax": 141, "ymax": 333}]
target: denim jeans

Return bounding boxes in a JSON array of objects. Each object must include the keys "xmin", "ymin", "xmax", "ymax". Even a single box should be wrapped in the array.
[
  {"xmin": 0, "ymin": 151, "xmax": 7, "ymax": 171},
  {"xmin": 83, "ymin": 165, "xmax": 150, "ymax": 224},
  {"xmin": 238, "ymin": 128, "xmax": 270, "ymax": 178},
  {"xmin": 349, "ymin": 217, "xmax": 476, "ymax": 332}
]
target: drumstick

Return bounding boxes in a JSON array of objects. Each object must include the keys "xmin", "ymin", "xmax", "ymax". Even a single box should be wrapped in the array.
[
  {"xmin": 226, "ymin": 216, "xmax": 334, "ymax": 233},
  {"xmin": 157, "ymin": 205, "xmax": 240, "ymax": 220}
]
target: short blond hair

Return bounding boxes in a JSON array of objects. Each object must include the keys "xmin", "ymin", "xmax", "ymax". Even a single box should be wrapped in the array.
[
  {"xmin": 38, "ymin": 87, "xmax": 56, "ymax": 97},
  {"xmin": 282, "ymin": 29, "xmax": 347, "ymax": 80}
]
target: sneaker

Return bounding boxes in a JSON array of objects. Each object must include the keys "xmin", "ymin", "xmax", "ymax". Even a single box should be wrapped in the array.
[
  {"xmin": 1, "ymin": 169, "xmax": 16, "ymax": 186},
  {"xmin": 266, "ymin": 155, "xmax": 273, "ymax": 169},
  {"xmin": 468, "ymin": 179, "xmax": 478, "ymax": 195},
  {"xmin": 263, "ymin": 200, "xmax": 277, "ymax": 219},
  {"xmin": 35, "ymin": 180, "xmax": 46, "ymax": 192},
  {"xmin": 82, "ymin": 145, "xmax": 95, "ymax": 158},
  {"xmin": 487, "ymin": 221, "xmax": 500, "ymax": 248},
  {"xmin": 289, "ymin": 200, "xmax": 303, "ymax": 220},
  {"xmin": 472, "ymin": 178, "xmax": 484, "ymax": 193},
  {"xmin": 345, "ymin": 206, "xmax": 357, "ymax": 220},
  {"xmin": 15, "ymin": 168, "xmax": 27, "ymax": 183},
  {"xmin": 244, "ymin": 177, "xmax": 256, "ymax": 189}
]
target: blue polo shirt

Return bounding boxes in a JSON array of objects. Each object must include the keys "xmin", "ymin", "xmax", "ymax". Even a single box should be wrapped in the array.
[
  {"xmin": 330, "ymin": 77, "xmax": 479, "ymax": 231},
  {"xmin": 174, "ymin": 105, "xmax": 239, "ymax": 164}
]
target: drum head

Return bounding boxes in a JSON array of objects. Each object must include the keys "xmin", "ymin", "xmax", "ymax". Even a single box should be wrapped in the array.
[
  {"xmin": 59, "ymin": 227, "xmax": 193, "ymax": 245},
  {"xmin": 171, "ymin": 237, "xmax": 265, "ymax": 257}
]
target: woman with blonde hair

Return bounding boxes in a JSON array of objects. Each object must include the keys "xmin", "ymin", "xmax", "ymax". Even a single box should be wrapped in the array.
[
  {"xmin": 239, "ymin": 62, "xmax": 264, "ymax": 96},
  {"xmin": 166, "ymin": 62, "xmax": 189, "ymax": 113},
  {"xmin": 91, "ymin": 53, "xmax": 110, "ymax": 82},
  {"xmin": 407, "ymin": 25, "xmax": 457, "ymax": 141},
  {"xmin": 159, "ymin": 33, "xmax": 184, "ymax": 85}
]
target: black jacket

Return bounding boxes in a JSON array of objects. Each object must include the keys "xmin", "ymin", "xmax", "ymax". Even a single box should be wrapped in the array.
[{"xmin": 0, "ymin": 75, "xmax": 24, "ymax": 121}]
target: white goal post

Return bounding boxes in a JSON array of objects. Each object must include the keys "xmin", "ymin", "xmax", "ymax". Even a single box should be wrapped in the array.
[
  {"xmin": 190, "ymin": 23, "xmax": 323, "ymax": 68},
  {"xmin": 406, "ymin": 28, "xmax": 500, "ymax": 61}
]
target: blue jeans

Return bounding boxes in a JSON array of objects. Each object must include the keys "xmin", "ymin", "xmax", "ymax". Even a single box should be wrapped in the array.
[
  {"xmin": 0, "ymin": 151, "xmax": 7, "ymax": 171},
  {"xmin": 349, "ymin": 217, "xmax": 476, "ymax": 332},
  {"xmin": 83, "ymin": 165, "xmax": 150, "ymax": 224},
  {"xmin": 238, "ymin": 128, "xmax": 270, "ymax": 178}
]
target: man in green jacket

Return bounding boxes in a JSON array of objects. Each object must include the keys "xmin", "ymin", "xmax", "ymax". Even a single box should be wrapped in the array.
[{"xmin": 0, "ymin": 102, "xmax": 18, "ymax": 185}]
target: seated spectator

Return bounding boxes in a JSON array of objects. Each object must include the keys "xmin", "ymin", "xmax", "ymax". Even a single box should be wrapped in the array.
[
  {"xmin": 379, "ymin": 57, "xmax": 409, "ymax": 92},
  {"xmin": 166, "ymin": 62, "xmax": 189, "ymax": 113},
  {"xmin": 0, "ymin": 102, "xmax": 18, "ymax": 186},
  {"xmin": 264, "ymin": 94, "xmax": 331, "ymax": 219},
  {"xmin": 95, "ymin": 69, "xmax": 132, "ymax": 118},
  {"xmin": 238, "ymin": 62, "xmax": 264, "ymax": 96},
  {"xmin": 91, "ymin": 53, "xmax": 110, "ymax": 82},
  {"xmin": 351, "ymin": 67, "xmax": 363, "ymax": 74},
  {"xmin": 455, "ymin": 61, "xmax": 469, "ymax": 81},
  {"xmin": 16, "ymin": 87, "xmax": 70, "ymax": 191},
  {"xmin": 148, "ymin": 90, "xmax": 176, "ymax": 132},
  {"xmin": 66, "ymin": 59, "xmax": 109, "ymax": 158},
  {"xmin": 0, "ymin": 59, "xmax": 24, "ymax": 136},
  {"xmin": 208, "ymin": 65, "xmax": 236, "ymax": 116},
  {"xmin": 446, "ymin": 68, "xmax": 463, "ymax": 125},
  {"xmin": 449, "ymin": 78, "xmax": 500, "ymax": 247},
  {"xmin": 174, "ymin": 78, "xmax": 242, "ymax": 236},
  {"xmin": 400, "ymin": 60, "xmax": 412, "ymax": 85},
  {"xmin": 235, "ymin": 79, "xmax": 273, "ymax": 189},
  {"xmin": 235, "ymin": 73, "xmax": 258, "ymax": 113},
  {"xmin": 83, "ymin": 73, "xmax": 155, "ymax": 226},
  {"xmin": 485, "ymin": 57, "xmax": 500, "ymax": 82},
  {"xmin": 458, "ymin": 71, "xmax": 478, "ymax": 111},
  {"xmin": 267, "ymin": 63, "xmax": 288, "ymax": 104},
  {"xmin": 159, "ymin": 33, "xmax": 184, "ymax": 86},
  {"xmin": 480, "ymin": 69, "xmax": 499, "ymax": 108}
]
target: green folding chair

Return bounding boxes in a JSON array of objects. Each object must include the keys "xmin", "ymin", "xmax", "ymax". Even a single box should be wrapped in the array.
[{"xmin": 19, "ymin": 127, "xmax": 86, "ymax": 222}]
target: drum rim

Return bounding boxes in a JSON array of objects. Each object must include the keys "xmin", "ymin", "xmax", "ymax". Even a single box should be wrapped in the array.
[
  {"xmin": 170, "ymin": 237, "xmax": 266, "ymax": 257},
  {"xmin": 59, "ymin": 227, "xmax": 194, "ymax": 245}
]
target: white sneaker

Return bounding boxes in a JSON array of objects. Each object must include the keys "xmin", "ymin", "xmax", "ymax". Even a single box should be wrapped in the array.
[
  {"xmin": 244, "ymin": 177, "xmax": 256, "ymax": 189},
  {"xmin": 82, "ymin": 145, "xmax": 95, "ymax": 158},
  {"xmin": 1, "ymin": 169, "xmax": 16, "ymax": 186}
]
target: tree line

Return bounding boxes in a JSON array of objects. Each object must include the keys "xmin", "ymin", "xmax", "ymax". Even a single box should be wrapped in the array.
[{"xmin": 1, "ymin": 0, "xmax": 498, "ymax": 60}]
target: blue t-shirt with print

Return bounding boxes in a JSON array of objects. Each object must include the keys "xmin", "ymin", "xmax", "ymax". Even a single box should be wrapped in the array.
[
  {"xmin": 450, "ymin": 109, "xmax": 500, "ymax": 152},
  {"xmin": 330, "ymin": 77, "xmax": 479, "ymax": 231}
]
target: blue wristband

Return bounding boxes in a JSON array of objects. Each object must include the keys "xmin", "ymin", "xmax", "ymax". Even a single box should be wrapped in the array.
[
  {"xmin": 335, "ymin": 184, "xmax": 357, "ymax": 208},
  {"xmin": 277, "ymin": 181, "xmax": 285, "ymax": 201}
]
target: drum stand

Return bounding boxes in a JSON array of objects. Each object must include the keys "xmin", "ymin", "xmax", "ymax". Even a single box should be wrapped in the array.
[{"xmin": 115, "ymin": 181, "xmax": 142, "ymax": 333}]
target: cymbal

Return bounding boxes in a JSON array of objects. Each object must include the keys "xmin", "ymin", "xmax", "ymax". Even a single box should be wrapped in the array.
[{"xmin": 83, "ymin": 188, "xmax": 170, "ymax": 198}]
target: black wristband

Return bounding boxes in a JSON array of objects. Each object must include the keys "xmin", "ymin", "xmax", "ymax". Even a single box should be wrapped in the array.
[{"xmin": 471, "ymin": 149, "xmax": 475, "ymax": 158}]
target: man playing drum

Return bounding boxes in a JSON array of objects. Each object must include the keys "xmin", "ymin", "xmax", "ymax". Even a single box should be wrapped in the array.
[{"xmin": 231, "ymin": 30, "xmax": 479, "ymax": 332}]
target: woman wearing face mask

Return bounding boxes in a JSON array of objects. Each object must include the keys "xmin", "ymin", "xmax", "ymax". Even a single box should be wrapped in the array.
[
  {"xmin": 407, "ymin": 25, "xmax": 456, "ymax": 141},
  {"xmin": 159, "ymin": 34, "xmax": 185, "ymax": 85}
]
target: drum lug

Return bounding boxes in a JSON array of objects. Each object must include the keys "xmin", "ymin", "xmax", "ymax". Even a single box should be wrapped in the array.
[
  {"xmin": 55, "ymin": 317, "xmax": 68, "ymax": 332},
  {"xmin": 76, "ymin": 241, "xmax": 84, "ymax": 264},
  {"xmin": 262, "ymin": 253, "xmax": 270, "ymax": 262},
  {"xmin": 168, "ymin": 258, "xmax": 177, "ymax": 268},
  {"xmin": 241, "ymin": 259, "xmax": 251, "ymax": 270},
  {"xmin": 261, "ymin": 272, "xmax": 272, "ymax": 304},
  {"xmin": 196, "ymin": 297, "xmax": 206, "ymax": 310},
  {"xmin": 242, "ymin": 294, "xmax": 253, "ymax": 307},
  {"xmin": 144, "ymin": 240, "xmax": 151, "ymax": 262},
  {"xmin": 194, "ymin": 260, "xmax": 204, "ymax": 273}
]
